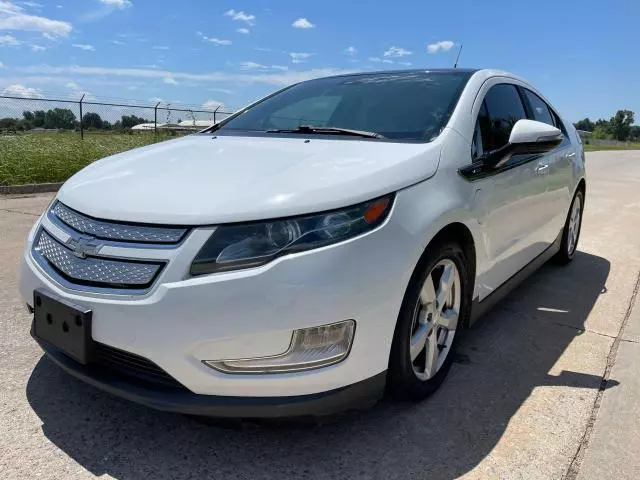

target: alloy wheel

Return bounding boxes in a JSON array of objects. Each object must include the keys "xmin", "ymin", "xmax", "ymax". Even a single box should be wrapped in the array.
[{"xmin": 409, "ymin": 259, "xmax": 461, "ymax": 381}]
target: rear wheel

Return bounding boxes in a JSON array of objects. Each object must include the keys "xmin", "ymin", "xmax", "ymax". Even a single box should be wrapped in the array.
[
  {"xmin": 388, "ymin": 240, "xmax": 472, "ymax": 400},
  {"xmin": 554, "ymin": 189, "xmax": 584, "ymax": 264}
]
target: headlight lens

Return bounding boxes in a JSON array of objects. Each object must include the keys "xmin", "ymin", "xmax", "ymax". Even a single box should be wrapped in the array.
[{"xmin": 190, "ymin": 194, "xmax": 394, "ymax": 275}]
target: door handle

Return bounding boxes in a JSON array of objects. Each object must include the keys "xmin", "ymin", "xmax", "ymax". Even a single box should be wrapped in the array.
[
  {"xmin": 535, "ymin": 163, "xmax": 549, "ymax": 174},
  {"xmin": 566, "ymin": 152, "xmax": 576, "ymax": 159}
]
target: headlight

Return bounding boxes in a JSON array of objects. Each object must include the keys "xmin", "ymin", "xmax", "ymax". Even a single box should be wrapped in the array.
[{"xmin": 190, "ymin": 194, "xmax": 394, "ymax": 275}]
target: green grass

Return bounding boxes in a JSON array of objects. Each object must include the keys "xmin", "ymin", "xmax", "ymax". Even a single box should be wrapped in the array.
[
  {"xmin": 0, "ymin": 132, "xmax": 175, "ymax": 185},
  {"xmin": 584, "ymin": 142, "xmax": 640, "ymax": 152}
]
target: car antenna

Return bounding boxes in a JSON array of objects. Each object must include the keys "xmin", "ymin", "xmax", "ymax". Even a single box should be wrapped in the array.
[{"xmin": 453, "ymin": 43, "xmax": 463, "ymax": 68}]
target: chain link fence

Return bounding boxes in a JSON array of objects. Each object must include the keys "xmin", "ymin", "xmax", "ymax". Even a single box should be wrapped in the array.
[
  {"xmin": 0, "ymin": 95, "xmax": 234, "ymax": 136},
  {"xmin": 0, "ymin": 95, "xmax": 235, "ymax": 186}
]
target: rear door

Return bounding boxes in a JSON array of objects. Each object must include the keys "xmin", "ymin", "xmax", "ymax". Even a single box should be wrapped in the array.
[
  {"xmin": 520, "ymin": 87, "xmax": 576, "ymax": 240},
  {"xmin": 469, "ymin": 82, "xmax": 552, "ymax": 299}
]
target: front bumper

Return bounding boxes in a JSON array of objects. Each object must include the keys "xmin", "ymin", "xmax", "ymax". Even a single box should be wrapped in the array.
[
  {"xmin": 20, "ymin": 199, "xmax": 422, "ymax": 400},
  {"xmin": 35, "ymin": 332, "xmax": 386, "ymax": 418}
]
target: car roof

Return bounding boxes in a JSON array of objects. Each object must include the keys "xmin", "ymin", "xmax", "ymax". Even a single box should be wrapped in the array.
[{"xmin": 318, "ymin": 68, "xmax": 480, "ymax": 80}]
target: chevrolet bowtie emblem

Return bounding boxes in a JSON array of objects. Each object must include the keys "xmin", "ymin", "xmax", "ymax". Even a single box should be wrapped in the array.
[{"xmin": 66, "ymin": 236, "xmax": 102, "ymax": 259}]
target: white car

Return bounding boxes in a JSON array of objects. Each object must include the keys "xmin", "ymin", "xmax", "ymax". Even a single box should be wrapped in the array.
[{"xmin": 20, "ymin": 69, "xmax": 585, "ymax": 418}]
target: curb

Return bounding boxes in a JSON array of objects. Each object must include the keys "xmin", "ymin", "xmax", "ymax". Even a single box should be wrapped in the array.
[{"xmin": 0, "ymin": 182, "xmax": 63, "ymax": 195}]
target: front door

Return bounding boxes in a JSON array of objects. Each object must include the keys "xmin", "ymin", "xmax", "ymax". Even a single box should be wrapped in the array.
[{"xmin": 470, "ymin": 83, "xmax": 552, "ymax": 300}]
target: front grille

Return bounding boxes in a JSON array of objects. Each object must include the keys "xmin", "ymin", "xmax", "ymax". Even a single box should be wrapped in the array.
[
  {"xmin": 93, "ymin": 342, "xmax": 186, "ymax": 390},
  {"xmin": 51, "ymin": 201, "xmax": 188, "ymax": 244},
  {"xmin": 34, "ymin": 230, "xmax": 163, "ymax": 289}
]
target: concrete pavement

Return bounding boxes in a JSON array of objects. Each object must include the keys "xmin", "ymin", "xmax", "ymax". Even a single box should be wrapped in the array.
[{"xmin": 1, "ymin": 151, "xmax": 640, "ymax": 479}]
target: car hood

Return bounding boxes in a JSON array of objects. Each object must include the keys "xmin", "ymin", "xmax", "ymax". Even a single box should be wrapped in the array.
[{"xmin": 58, "ymin": 134, "xmax": 441, "ymax": 225}]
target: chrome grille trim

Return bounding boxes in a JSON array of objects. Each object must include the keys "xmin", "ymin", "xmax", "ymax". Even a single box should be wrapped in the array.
[
  {"xmin": 50, "ymin": 202, "xmax": 188, "ymax": 244},
  {"xmin": 34, "ymin": 230, "xmax": 164, "ymax": 290}
]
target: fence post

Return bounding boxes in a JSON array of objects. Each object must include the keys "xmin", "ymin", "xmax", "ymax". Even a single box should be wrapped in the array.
[
  {"xmin": 79, "ymin": 94, "xmax": 85, "ymax": 140},
  {"xmin": 154, "ymin": 101, "xmax": 160, "ymax": 134},
  {"xmin": 214, "ymin": 105, "xmax": 221, "ymax": 125}
]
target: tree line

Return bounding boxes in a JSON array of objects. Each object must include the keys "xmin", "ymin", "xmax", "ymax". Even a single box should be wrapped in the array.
[
  {"xmin": 0, "ymin": 109, "xmax": 152, "ymax": 131},
  {"xmin": 574, "ymin": 109, "xmax": 639, "ymax": 142}
]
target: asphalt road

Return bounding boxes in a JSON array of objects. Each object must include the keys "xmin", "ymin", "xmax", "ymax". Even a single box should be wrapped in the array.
[{"xmin": 2, "ymin": 151, "xmax": 640, "ymax": 480}]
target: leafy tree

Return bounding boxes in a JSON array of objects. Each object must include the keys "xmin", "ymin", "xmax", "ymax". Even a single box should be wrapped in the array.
[
  {"xmin": 608, "ymin": 110, "xmax": 635, "ymax": 141},
  {"xmin": 82, "ymin": 112, "xmax": 104, "ymax": 129},
  {"xmin": 43, "ymin": 108, "xmax": 77, "ymax": 129},
  {"xmin": 630, "ymin": 126, "xmax": 640, "ymax": 142},
  {"xmin": 574, "ymin": 118, "xmax": 594, "ymax": 132},
  {"xmin": 22, "ymin": 111, "xmax": 35, "ymax": 122},
  {"xmin": 591, "ymin": 126, "xmax": 611, "ymax": 140},
  {"xmin": 0, "ymin": 117, "xmax": 18, "ymax": 130},
  {"xmin": 120, "ymin": 115, "xmax": 151, "ymax": 129},
  {"xmin": 33, "ymin": 110, "xmax": 45, "ymax": 128}
]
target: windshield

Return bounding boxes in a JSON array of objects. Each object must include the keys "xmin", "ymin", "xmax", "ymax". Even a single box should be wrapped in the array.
[{"xmin": 216, "ymin": 70, "xmax": 473, "ymax": 141}]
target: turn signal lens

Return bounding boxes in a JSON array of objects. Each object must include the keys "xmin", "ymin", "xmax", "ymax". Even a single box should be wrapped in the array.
[
  {"xmin": 364, "ymin": 198, "xmax": 391, "ymax": 224},
  {"xmin": 203, "ymin": 320, "xmax": 356, "ymax": 374}
]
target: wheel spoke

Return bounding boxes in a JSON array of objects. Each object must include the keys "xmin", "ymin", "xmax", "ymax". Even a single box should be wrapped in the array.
[
  {"xmin": 439, "ymin": 308, "xmax": 458, "ymax": 330},
  {"xmin": 424, "ymin": 331, "xmax": 439, "ymax": 379},
  {"xmin": 420, "ymin": 273, "xmax": 436, "ymax": 305},
  {"xmin": 436, "ymin": 263, "xmax": 453, "ymax": 309},
  {"xmin": 410, "ymin": 323, "xmax": 429, "ymax": 361}
]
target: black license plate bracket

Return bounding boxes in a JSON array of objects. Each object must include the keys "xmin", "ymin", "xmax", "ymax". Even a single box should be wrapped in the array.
[{"xmin": 33, "ymin": 288, "xmax": 93, "ymax": 364}]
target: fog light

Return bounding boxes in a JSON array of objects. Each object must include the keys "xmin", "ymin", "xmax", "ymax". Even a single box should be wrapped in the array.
[{"xmin": 203, "ymin": 320, "xmax": 356, "ymax": 374}]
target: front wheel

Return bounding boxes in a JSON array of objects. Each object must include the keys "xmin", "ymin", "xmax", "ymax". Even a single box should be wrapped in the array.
[{"xmin": 388, "ymin": 240, "xmax": 472, "ymax": 400}]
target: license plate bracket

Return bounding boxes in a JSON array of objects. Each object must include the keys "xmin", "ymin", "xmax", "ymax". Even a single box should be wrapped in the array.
[{"xmin": 33, "ymin": 288, "xmax": 93, "ymax": 364}]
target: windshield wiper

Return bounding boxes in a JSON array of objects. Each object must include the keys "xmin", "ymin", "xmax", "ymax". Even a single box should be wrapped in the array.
[{"xmin": 266, "ymin": 125, "xmax": 384, "ymax": 139}]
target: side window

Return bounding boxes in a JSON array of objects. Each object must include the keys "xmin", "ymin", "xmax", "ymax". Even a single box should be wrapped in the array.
[
  {"xmin": 472, "ymin": 102, "xmax": 490, "ymax": 159},
  {"xmin": 522, "ymin": 89, "xmax": 555, "ymax": 126},
  {"xmin": 267, "ymin": 95, "xmax": 341, "ymax": 129},
  {"xmin": 481, "ymin": 84, "xmax": 527, "ymax": 152}
]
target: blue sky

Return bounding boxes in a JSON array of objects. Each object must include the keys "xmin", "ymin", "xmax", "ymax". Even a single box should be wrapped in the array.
[{"xmin": 0, "ymin": 0, "xmax": 638, "ymax": 122}]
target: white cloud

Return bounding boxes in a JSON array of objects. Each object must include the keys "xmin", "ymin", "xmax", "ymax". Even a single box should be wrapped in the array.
[
  {"xmin": 292, "ymin": 17, "xmax": 314, "ymax": 29},
  {"xmin": 153, "ymin": 45, "xmax": 169, "ymax": 50},
  {"xmin": 224, "ymin": 9, "xmax": 254, "ymax": 25},
  {"xmin": 1, "ymin": 83, "xmax": 43, "ymax": 98},
  {"xmin": 56, "ymin": 4, "xmax": 62, "ymax": 8},
  {"xmin": 344, "ymin": 46, "xmax": 357, "ymax": 56},
  {"xmin": 0, "ymin": 33, "xmax": 20, "ymax": 45},
  {"xmin": 30, "ymin": 43, "xmax": 45, "ymax": 51},
  {"xmin": 42, "ymin": 32, "xmax": 55, "ymax": 40},
  {"xmin": 289, "ymin": 52, "xmax": 313, "ymax": 63},
  {"xmin": 203, "ymin": 99, "xmax": 226, "ymax": 110},
  {"xmin": 0, "ymin": 61, "xmax": 4, "ymax": 68},
  {"xmin": 18, "ymin": 64, "xmax": 356, "ymax": 87},
  {"xmin": 0, "ymin": 1, "xmax": 71, "ymax": 37},
  {"xmin": 427, "ymin": 40, "xmax": 455, "ymax": 54},
  {"xmin": 384, "ymin": 46, "xmax": 412, "ymax": 57},
  {"xmin": 21, "ymin": 1, "xmax": 42, "ymax": 9},
  {"xmin": 236, "ymin": 27, "xmax": 249, "ymax": 34},
  {"xmin": 100, "ymin": 0, "xmax": 132, "ymax": 8},
  {"xmin": 66, "ymin": 81, "xmax": 79, "ymax": 89},
  {"xmin": 368, "ymin": 57, "xmax": 394, "ymax": 64},
  {"xmin": 164, "ymin": 76, "xmax": 178, "ymax": 85},
  {"xmin": 197, "ymin": 32, "xmax": 231, "ymax": 46},
  {"xmin": 72, "ymin": 43, "xmax": 95, "ymax": 51},
  {"xmin": 398, "ymin": 61, "xmax": 412, "ymax": 66},
  {"xmin": 111, "ymin": 39, "xmax": 124, "ymax": 45},
  {"xmin": 240, "ymin": 61, "xmax": 289, "ymax": 72}
]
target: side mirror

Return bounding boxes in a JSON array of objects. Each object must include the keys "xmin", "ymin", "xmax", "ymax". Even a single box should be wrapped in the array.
[
  {"xmin": 480, "ymin": 119, "xmax": 563, "ymax": 170},
  {"xmin": 509, "ymin": 119, "xmax": 563, "ymax": 152}
]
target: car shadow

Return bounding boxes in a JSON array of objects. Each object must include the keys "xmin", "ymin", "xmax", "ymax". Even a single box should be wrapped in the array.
[{"xmin": 26, "ymin": 251, "xmax": 615, "ymax": 479}]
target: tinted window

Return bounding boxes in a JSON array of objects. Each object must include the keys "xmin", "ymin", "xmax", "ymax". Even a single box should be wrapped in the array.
[
  {"xmin": 482, "ymin": 84, "xmax": 527, "ymax": 152},
  {"xmin": 217, "ymin": 71, "xmax": 473, "ymax": 141},
  {"xmin": 523, "ymin": 89, "xmax": 554, "ymax": 126}
]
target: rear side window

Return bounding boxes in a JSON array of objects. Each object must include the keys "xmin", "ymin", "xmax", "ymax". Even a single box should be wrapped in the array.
[
  {"xmin": 481, "ymin": 84, "xmax": 527, "ymax": 152},
  {"xmin": 522, "ymin": 89, "xmax": 555, "ymax": 126}
]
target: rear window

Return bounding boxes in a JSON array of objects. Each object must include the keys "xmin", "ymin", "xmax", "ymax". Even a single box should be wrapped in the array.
[{"xmin": 217, "ymin": 71, "xmax": 473, "ymax": 141}]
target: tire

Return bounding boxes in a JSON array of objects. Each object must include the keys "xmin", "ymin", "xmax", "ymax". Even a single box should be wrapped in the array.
[
  {"xmin": 388, "ymin": 240, "xmax": 472, "ymax": 401},
  {"xmin": 553, "ymin": 189, "xmax": 584, "ymax": 265}
]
